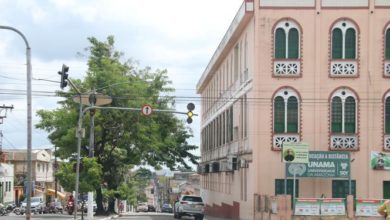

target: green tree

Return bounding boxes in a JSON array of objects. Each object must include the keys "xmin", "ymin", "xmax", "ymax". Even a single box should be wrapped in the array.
[
  {"xmin": 55, "ymin": 157, "xmax": 102, "ymax": 193},
  {"xmin": 36, "ymin": 36, "xmax": 199, "ymax": 215}
]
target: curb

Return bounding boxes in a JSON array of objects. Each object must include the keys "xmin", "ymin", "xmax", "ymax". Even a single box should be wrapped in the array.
[{"xmin": 100, "ymin": 214, "xmax": 119, "ymax": 220}]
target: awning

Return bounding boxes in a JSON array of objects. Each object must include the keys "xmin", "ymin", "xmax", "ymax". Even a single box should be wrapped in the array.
[{"xmin": 46, "ymin": 189, "xmax": 66, "ymax": 199}]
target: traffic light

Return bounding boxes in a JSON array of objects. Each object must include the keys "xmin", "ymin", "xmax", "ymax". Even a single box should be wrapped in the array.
[
  {"xmin": 186, "ymin": 102, "xmax": 195, "ymax": 124},
  {"xmin": 58, "ymin": 64, "xmax": 69, "ymax": 89}
]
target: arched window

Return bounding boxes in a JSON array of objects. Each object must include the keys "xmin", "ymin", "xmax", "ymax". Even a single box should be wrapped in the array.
[
  {"xmin": 273, "ymin": 19, "xmax": 301, "ymax": 76},
  {"xmin": 384, "ymin": 93, "xmax": 390, "ymax": 150},
  {"xmin": 274, "ymin": 20, "xmax": 300, "ymax": 59},
  {"xmin": 385, "ymin": 25, "xmax": 390, "ymax": 76},
  {"xmin": 385, "ymin": 96, "xmax": 390, "ymax": 134},
  {"xmin": 330, "ymin": 89, "xmax": 357, "ymax": 134},
  {"xmin": 275, "ymin": 28, "xmax": 286, "ymax": 59},
  {"xmin": 332, "ymin": 28, "xmax": 343, "ymax": 59},
  {"xmin": 386, "ymin": 27, "xmax": 390, "ymax": 59},
  {"xmin": 331, "ymin": 20, "xmax": 357, "ymax": 60},
  {"xmin": 273, "ymin": 89, "xmax": 299, "ymax": 134},
  {"xmin": 274, "ymin": 96, "xmax": 285, "ymax": 133}
]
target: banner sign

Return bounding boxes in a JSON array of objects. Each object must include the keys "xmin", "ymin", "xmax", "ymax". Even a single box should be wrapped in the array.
[
  {"xmin": 371, "ymin": 151, "xmax": 390, "ymax": 170},
  {"xmin": 294, "ymin": 198, "xmax": 346, "ymax": 216},
  {"xmin": 294, "ymin": 198, "xmax": 320, "ymax": 216},
  {"xmin": 320, "ymin": 198, "xmax": 346, "ymax": 216},
  {"xmin": 356, "ymin": 199, "xmax": 383, "ymax": 217},
  {"xmin": 286, "ymin": 151, "xmax": 350, "ymax": 178},
  {"xmin": 282, "ymin": 143, "xmax": 309, "ymax": 163}
]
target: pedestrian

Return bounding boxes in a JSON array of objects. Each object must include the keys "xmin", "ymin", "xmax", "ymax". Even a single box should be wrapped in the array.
[
  {"xmin": 378, "ymin": 200, "xmax": 390, "ymax": 219},
  {"xmin": 119, "ymin": 202, "xmax": 124, "ymax": 213}
]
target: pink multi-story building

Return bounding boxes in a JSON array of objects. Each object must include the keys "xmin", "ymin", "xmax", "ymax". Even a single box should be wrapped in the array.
[{"xmin": 196, "ymin": 0, "xmax": 390, "ymax": 219}]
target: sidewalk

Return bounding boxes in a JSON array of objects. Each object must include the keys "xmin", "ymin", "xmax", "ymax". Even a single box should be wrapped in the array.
[
  {"xmin": 69, "ymin": 213, "xmax": 119, "ymax": 220},
  {"xmin": 205, "ymin": 216, "xmax": 231, "ymax": 220}
]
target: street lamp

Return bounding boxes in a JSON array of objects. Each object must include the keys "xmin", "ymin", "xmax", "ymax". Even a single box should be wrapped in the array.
[{"xmin": 0, "ymin": 26, "xmax": 33, "ymax": 220}]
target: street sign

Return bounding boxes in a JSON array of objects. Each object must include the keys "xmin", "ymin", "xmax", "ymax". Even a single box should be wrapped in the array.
[
  {"xmin": 286, "ymin": 151, "xmax": 350, "ymax": 178},
  {"xmin": 141, "ymin": 104, "xmax": 153, "ymax": 116},
  {"xmin": 282, "ymin": 142, "xmax": 309, "ymax": 163}
]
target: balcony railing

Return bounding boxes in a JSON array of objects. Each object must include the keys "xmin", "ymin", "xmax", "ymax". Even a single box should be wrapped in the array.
[
  {"xmin": 274, "ymin": 60, "xmax": 300, "ymax": 76},
  {"xmin": 385, "ymin": 135, "xmax": 390, "ymax": 150},
  {"xmin": 273, "ymin": 134, "xmax": 300, "ymax": 150},
  {"xmin": 385, "ymin": 60, "xmax": 390, "ymax": 76},
  {"xmin": 330, "ymin": 134, "xmax": 358, "ymax": 150},
  {"xmin": 330, "ymin": 60, "xmax": 357, "ymax": 76}
]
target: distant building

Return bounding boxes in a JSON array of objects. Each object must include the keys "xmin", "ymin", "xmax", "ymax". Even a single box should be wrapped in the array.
[
  {"xmin": 2, "ymin": 149, "xmax": 65, "ymax": 203},
  {"xmin": 197, "ymin": 0, "xmax": 390, "ymax": 219},
  {"xmin": 170, "ymin": 172, "xmax": 200, "ymax": 197},
  {"xmin": 0, "ymin": 163, "xmax": 14, "ymax": 204}
]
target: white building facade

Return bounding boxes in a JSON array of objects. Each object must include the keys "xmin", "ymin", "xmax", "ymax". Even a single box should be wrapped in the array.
[{"xmin": 0, "ymin": 163, "xmax": 14, "ymax": 204}]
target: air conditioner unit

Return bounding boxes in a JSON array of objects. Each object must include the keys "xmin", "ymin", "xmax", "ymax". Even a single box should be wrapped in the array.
[
  {"xmin": 239, "ymin": 159, "xmax": 249, "ymax": 168},
  {"xmin": 197, "ymin": 164, "xmax": 203, "ymax": 174},
  {"xmin": 226, "ymin": 157, "xmax": 237, "ymax": 171},
  {"xmin": 210, "ymin": 162, "xmax": 220, "ymax": 173},
  {"xmin": 204, "ymin": 164, "xmax": 210, "ymax": 173}
]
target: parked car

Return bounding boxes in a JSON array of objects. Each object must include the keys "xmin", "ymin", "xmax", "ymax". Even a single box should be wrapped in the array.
[
  {"xmin": 21, "ymin": 197, "xmax": 44, "ymax": 214},
  {"xmin": 161, "ymin": 203, "xmax": 173, "ymax": 213},
  {"xmin": 136, "ymin": 202, "xmax": 148, "ymax": 212},
  {"xmin": 174, "ymin": 195, "xmax": 204, "ymax": 220},
  {"xmin": 147, "ymin": 204, "xmax": 156, "ymax": 212}
]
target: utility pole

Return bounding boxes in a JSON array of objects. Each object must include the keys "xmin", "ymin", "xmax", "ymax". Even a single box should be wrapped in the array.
[{"xmin": 0, "ymin": 104, "xmax": 14, "ymax": 158}]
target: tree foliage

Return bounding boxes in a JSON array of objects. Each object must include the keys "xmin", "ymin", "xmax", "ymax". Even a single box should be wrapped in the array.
[
  {"xmin": 56, "ymin": 157, "xmax": 102, "ymax": 193},
  {"xmin": 36, "ymin": 36, "xmax": 199, "ymax": 214}
]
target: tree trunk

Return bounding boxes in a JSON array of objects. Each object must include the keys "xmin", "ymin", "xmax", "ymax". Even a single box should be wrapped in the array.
[
  {"xmin": 95, "ymin": 186, "xmax": 107, "ymax": 215},
  {"xmin": 108, "ymin": 197, "xmax": 116, "ymax": 213}
]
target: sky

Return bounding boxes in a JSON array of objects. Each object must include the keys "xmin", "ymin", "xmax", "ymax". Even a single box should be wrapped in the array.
[{"xmin": 0, "ymin": 0, "xmax": 243, "ymax": 157}]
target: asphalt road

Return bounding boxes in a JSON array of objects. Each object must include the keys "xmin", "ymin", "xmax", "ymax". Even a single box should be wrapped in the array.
[
  {"xmin": 0, "ymin": 212, "xmax": 94, "ymax": 220},
  {"xmin": 118, "ymin": 212, "xmax": 227, "ymax": 220},
  {"xmin": 0, "ymin": 212, "xmax": 228, "ymax": 220}
]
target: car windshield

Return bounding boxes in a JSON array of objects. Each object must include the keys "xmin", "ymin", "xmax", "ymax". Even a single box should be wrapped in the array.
[
  {"xmin": 162, "ymin": 204, "xmax": 172, "ymax": 208},
  {"xmin": 31, "ymin": 198, "xmax": 41, "ymax": 203},
  {"xmin": 182, "ymin": 196, "xmax": 203, "ymax": 202}
]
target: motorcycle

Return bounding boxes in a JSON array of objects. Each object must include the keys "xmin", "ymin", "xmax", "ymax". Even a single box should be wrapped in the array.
[
  {"xmin": 13, "ymin": 206, "xmax": 22, "ymax": 215},
  {"xmin": 0, "ymin": 203, "xmax": 18, "ymax": 216},
  {"xmin": 66, "ymin": 201, "xmax": 74, "ymax": 215}
]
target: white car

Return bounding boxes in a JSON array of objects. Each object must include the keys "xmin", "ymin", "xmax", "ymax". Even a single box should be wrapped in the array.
[
  {"xmin": 21, "ymin": 197, "xmax": 44, "ymax": 214},
  {"xmin": 136, "ymin": 202, "xmax": 148, "ymax": 212},
  {"xmin": 174, "ymin": 195, "xmax": 204, "ymax": 220}
]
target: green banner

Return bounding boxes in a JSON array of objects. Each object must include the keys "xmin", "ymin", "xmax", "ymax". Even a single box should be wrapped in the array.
[
  {"xmin": 371, "ymin": 151, "xmax": 390, "ymax": 170},
  {"xmin": 286, "ymin": 151, "xmax": 350, "ymax": 178}
]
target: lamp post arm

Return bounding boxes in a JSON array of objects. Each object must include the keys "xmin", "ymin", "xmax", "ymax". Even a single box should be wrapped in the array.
[
  {"xmin": 81, "ymin": 106, "xmax": 199, "ymax": 116},
  {"xmin": 0, "ymin": 25, "xmax": 32, "ymax": 220},
  {"xmin": 0, "ymin": 26, "xmax": 30, "ymax": 48}
]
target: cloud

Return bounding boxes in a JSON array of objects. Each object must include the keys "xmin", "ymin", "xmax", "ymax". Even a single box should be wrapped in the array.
[{"xmin": 0, "ymin": 0, "xmax": 243, "ymax": 152}]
